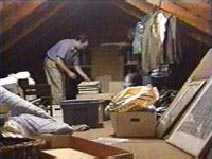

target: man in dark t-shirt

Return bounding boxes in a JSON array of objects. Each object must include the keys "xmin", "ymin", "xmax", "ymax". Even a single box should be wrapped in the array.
[{"xmin": 44, "ymin": 36, "xmax": 90, "ymax": 104}]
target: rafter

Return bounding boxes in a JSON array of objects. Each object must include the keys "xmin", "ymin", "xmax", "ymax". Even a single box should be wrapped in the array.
[
  {"xmin": 126, "ymin": 0, "xmax": 212, "ymax": 37},
  {"xmin": 1, "ymin": 1, "xmax": 66, "ymax": 52},
  {"xmin": 0, "ymin": 1, "xmax": 47, "ymax": 33},
  {"xmin": 111, "ymin": 0, "xmax": 144, "ymax": 19},
  {"xmin": 174, "ymin": 2, "xmax": 210, "ymax": 21}
]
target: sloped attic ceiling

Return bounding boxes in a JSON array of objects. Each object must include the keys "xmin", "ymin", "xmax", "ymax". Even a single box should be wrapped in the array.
[
  {"xmin": 0, "ymin": 0, "xmax": 211, "ymax": 54},
  {"xmin": 0, "ymin": 0, "xmax": 211, "ymax": 82},
  {"xmin": 0, "ymin": 0, "xmax": 46, "ymax": 33},
  {"xmin": 124, "ymin": 0, "xmax": 212, "ymax": 43},
  {"xmin": 0, "ymin": 0, "xmax": 141, "ymax": 80},
  {"xmin": 0, "ymin": 0, "xmax": 66, "ymax": 53},
  {"xmin": 0, "ymin": 0, "xmax": 145, "ymax": 54}
]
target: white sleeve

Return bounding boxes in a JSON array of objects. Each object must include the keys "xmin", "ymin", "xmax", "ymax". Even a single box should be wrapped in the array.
[{"xmin": 0, "ymin": 86, "xmax": 51, "ymax": 119}]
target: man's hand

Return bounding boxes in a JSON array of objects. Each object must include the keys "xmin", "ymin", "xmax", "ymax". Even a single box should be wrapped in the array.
[
  {"xmin": 68, "ymin": 72, "xmax": 77, "ymax": 79},
  {"xmin": 84, "ymin": 77, "xmax": 91, "ymax": 82},
  {"xmin": 74, "ymin": 65, "xmax": 91, "ymax": 82},
  {"xmin": 56, "ymin": 57, "xmax": 77, "ymax": 79}
]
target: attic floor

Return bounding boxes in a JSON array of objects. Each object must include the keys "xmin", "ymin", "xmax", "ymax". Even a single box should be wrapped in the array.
[{"xmin": 52, "ymin": 106, "xmax": 193, "ymax": 159}]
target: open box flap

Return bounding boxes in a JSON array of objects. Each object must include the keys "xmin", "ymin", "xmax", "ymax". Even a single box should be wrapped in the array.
[{"xmin": 37, "ymin": 135, "xmax": 133, "ymax": 159}]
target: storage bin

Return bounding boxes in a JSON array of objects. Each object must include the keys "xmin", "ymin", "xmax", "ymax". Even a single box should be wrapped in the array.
[{"xmin": 60, "ymin": 100, "xmax": 104, "ymax": 127}]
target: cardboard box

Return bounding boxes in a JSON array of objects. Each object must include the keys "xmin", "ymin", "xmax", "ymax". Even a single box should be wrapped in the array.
[
  {"xmin": 109, "ymin": 81, "xmax": 124, "ymax": 94},
  {"xmin": 110, "ymin": 111, "xmax": 157, "ymax": 138},
  {"xmin": 39, "ymin": 135, "xmax": 133, "ymax": 159}
]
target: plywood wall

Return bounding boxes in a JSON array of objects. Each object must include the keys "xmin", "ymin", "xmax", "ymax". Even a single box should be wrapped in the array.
[{"xmin": 91, "ymin": 47, "xmax": 124, "ymax": 92}]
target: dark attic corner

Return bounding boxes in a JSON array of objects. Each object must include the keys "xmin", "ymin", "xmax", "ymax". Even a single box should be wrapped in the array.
[
  {"xmin": 0, "ymin": 1, "xmax": 212, "ymax": 159},
  {"xmin": 1, "ymin": 0, "xmax": 139, "ymax": 82}
]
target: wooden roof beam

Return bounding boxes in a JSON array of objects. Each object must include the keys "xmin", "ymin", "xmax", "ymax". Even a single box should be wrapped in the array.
[
  {"xmin": 1, "ymin": 1, "xmax": 66, "ymax": 53},
  {"xmin": 125, "ymin": 0, "xmax": 155, "ymax": 14},
  {"xmin": 126, "ymin": 0, "xmax": 212, "ymax": 36},
  {"xmin": 174, "ymin": 1, "xmax": 210, "ymax": 21},
  {"xmin": 0, "ymin": 1, "xmax": 47, "ymax": 33},
  {"xmin": 161, "ymin": 1, "xmax": 212, "ymax": 36},
  {"xmin": 111, "ymin": 0, "xmax": 145, "ymax": 19}
]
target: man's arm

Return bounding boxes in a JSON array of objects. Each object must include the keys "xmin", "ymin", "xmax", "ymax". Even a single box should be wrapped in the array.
[
  {"xmin": 74, "ymin": 65, "xmax": 91, "ymax": 82},
  {"xmin": 55, "ymin": 57, "xmax": 77, "ymax": 79}
]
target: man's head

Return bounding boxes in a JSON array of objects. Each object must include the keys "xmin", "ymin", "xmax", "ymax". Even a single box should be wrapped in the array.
[
  {"xmin": 76, "ymin": 34, "xmax": 87, "ymax": 42},
  {"xmin": 75, "ymin": 34, "xmax": 88, "ymax": 50}
]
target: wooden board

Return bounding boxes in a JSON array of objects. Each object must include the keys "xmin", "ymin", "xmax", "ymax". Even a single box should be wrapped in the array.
[
  {"xmin": 73, "ymin": 121, "xmax": 193, "ymax": 159},
  {"xmin": 157, "ymin": 80, "xmax": 206, "ymax": 138},
  {"xmin": 189, "ymin": 49, "xmax": 212, "ymax": 81},
  {"xmin": 167, "ymin": 78, "xmax": 212, "ymax": 157},
  {"xmin": 38, "ymin": 135, "xmax": 133, "ymax": 159},
  {"xmin": 42, "ymin": 148, "xmax": 96, "ymax": 159},
  {"xmin": 91, "ymin": 48, "xmax": 124, "ymax": 93}
]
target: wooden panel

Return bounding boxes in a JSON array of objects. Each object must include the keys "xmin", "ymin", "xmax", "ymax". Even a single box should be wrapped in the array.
[
  {"xmin": 157, "ymin": 80, "xmax": 206, "ymax": 138},
  {"xmin": 168, "ymin": 78, "xmax": 212, "ymax": 157},
  {"xmin": 158, "ymin": 49, "xmax": 212, "ymax": 138},
  {"xmin": 176, "ymin": 2, "xmax": 210, "ymax": 21},
  {"xmin": 144, "ymin": 0, "xmax": 210, "ymax": 21},
  {"xmin": 38, "ymin": 135, "xmax": 133, "ymax": 158},
  {"xmin": 42, "ymin": 148, "xmax": 96, "ymax": 159},
  {"xmin": 161, "ymin": 1, "xmax": 211, "ymax": 36},
  {"xmin": 190, "ymin": 49, "xmax": 212, "ymax": 81},
  {"xmin": 91, "ymin": 48, "xmax": 124, "ymax": 93},
  {"xmin": 125, "ymin": 0, "xmax": 155, "ymax": 14},
  {"xmin": 146, "ymin": 0, "xmax": 210, "ymax": 20}
]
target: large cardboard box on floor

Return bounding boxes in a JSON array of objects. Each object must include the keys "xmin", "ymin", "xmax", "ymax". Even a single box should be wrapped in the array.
[
  {"xmin": 110, "ymin": 111, "xmax": 157, "ymax": 138},
  {"xmin": 38, "ymin": 134, "xmax": 133, "ymax": 159}
]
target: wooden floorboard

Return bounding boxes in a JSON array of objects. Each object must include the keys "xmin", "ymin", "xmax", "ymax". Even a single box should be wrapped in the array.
[{"xmin": 73, "ymin": 121, "xmax": 193, "ymax": 159}]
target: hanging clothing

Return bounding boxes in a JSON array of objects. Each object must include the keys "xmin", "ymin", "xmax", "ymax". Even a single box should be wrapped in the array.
[
  {"xmin": 141, "ymin": 12, "xmax": 181, "ymax": 74},
  {"xmin": 132, "ymin": 16, "xmax": 150, "ymax": 55},
  {"xmin": 142, "ymin": 12, "xmax": 166, "ymax": 74},
  {"xmin": 132, "ymin": 22, "xmax": 144, "ymax": 55},
  {"xmin": 164, "ymin": 16, "xmax": 182, "ymax": 65}
]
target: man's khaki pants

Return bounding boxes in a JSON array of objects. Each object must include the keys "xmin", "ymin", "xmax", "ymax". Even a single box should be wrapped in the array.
[{"xmin": 44, "ymin": 58, "xmax": 66, "ymax": 105}]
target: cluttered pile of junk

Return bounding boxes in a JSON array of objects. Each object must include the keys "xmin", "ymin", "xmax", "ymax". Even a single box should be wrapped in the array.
[
  {"xmin": 1, "ymin": 3, "xmax": 212, "ymax": 159},
  {"xmin": 1, "ymin": 48, "xmax": 212, "ymax": 159},
  {"xmin": 0, "ymin": 72, "xmax": 133, "ymax": 159}
]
